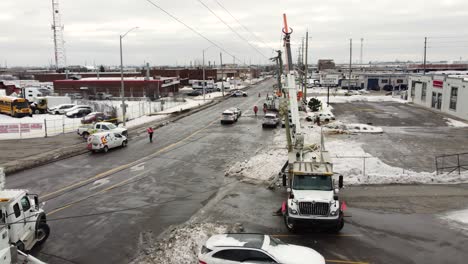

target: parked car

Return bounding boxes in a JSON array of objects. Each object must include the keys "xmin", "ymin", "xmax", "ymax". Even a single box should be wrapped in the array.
[
  {"xmin": 220, "ymin": 110, "xmax": 237, "ymax": 124},
  {"xmin": 262, "ymin": 113, "xmax": 280, "ymax": 128},
  {"xmin": 65, "ymin": 105, "xmax": 92, "ymax": 113},
  {"xmin": 68, "ymin": 93, "xmax": 83, "ymax": 99},
  {"xmin": 199, "ymin": 233, "xmax": 325, "ymax": 264},
  {"xmin": 187, "ymin": 90, "xmax": 202, "ymax": 96},
  {"xmin": 228, "ymin": 107, "xmax": 242, "ymax": 119},
  {"xmin": 66, "ymin": 108, "xmax": 92, "ymax": 118},
  {"xmin": 48, "ymin": 103, "xmax": 76, "ymax": 115},
  {"xmin": 81, "ymin": 112, "xmax": 117, "ymax": 124},
  {"xmin": 230, "ymin": 90, "xmax": 247, "ymax": 97},
  {"xmin": 306, "ymin": 112, "xmax": 336, "ymax": 123},
  {"xmin": 89, "ymin": 92, "xmax": 113, "ymax": 100},
  {"xmin": 87, "ymin": 132, "xmax": 127, "ymax": 153}
]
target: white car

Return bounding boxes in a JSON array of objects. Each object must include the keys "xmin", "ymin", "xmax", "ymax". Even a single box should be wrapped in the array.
[
  {"xmin": 64, "ymin": 105, "xmax": 92, "ymax": 113},
  {"xmin": 199, "ymin": 233, "xmax": 325, "ymax": 264},
  {"xmin": 87, "ymin": 132, "xmax": 127, "ymax": 153},
  {"xmin": 230, "ymin": 90, "xmax": 247, "ymax": 97},
  {"xmin": 307, "ymin": 113, "xmax": 336, "ymax": 123},
  {"xmin": 48, "ymin": 103, "xmax": 76, "ymax": 115},
  {"xmin": 221, "ymin": 110, "xmax": 237, "ymax": 124},
  {"xmin": 262, "ymin": 113, "xmax": 280, "ymax": 128},
  {"xmin": 228, "ymin": 107, "xmax": 242, "ymax": 119}
]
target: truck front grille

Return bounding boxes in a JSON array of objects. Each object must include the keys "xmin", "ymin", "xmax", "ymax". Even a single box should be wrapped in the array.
[{"xmin": 299, "ymin": 202, "xmax": 329, "ymax": 216}]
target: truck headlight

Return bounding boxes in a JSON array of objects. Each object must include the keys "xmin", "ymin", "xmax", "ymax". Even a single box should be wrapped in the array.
[
  {"xmin": 289, "ymin": 208, "xmax": 298, "ymax": 215},
  {"xmin": 330, "ymin": 210, "xmax": 338, "ymax": 216}
]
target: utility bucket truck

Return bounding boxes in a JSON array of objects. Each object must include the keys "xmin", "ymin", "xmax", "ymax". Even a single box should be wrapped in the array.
[{"xmin": 0, "ymin": 168, "xmax": 49, "ymax": 263}]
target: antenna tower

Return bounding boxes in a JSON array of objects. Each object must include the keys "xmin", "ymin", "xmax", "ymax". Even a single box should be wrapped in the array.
[{"xmin": 51, "ymin": 0, "xmax": 66, "ymax": 69}]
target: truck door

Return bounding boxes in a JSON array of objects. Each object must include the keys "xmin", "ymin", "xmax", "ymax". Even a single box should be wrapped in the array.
[
  {"xmin": 19, "ymin": 196, "xmax": 35, "ymax": 235},
  {"xmin": 8, "ymin": 203, "xmax": 25, "ymax": 243}
]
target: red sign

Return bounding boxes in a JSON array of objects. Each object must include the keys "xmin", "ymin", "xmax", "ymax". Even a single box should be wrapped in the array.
[{"xmin": 433, "ymin": 80, "xmax": 443, "ymax": 88}]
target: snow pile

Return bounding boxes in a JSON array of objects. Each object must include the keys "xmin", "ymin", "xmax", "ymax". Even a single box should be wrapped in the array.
[
  {"xmin": 225, "ymin": 147, "xmax": 287, "ymax": 185},
  {"xmin": 324, "ymin": 122, "xmax": 383, "ymax": 134},
  {"xmin": 441, "ymin": 208, "xmax": 468, "ymax": 233},
  {"xmin": 327, "ymin": 139, "xmax": 468, "ymax": 185},
  {"xmin": 132, "ymin": 222, "xmax": 242, "ymax": 264},
  {"xmin": 0, "ymin": 167, "xmax": 4, "ymax": 190},
  {"xmin": 444, "ymin": 117, "xmax": 468, "ymax": 128},
  {"xmin": 312, "ymin": 95, "xmax": 407, "ymax": 104}
]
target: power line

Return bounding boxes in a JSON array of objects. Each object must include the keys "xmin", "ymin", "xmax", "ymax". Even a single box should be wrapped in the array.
[
  {"xmin": 143, "ymin": 0, "xmax": 248, "ymax": 66},
  {"xmin": 196, "ymin": 0, "xmax": 268, "ymax": 59},
  {"xmin": 213, "ymin": 0, "xmax": 276, "ymax": 51}
]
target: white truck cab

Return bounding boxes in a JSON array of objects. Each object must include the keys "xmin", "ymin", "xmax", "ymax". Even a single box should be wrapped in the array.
[
  {"xmin": 282, "ymin": 135, "xmax": 344, "ymax": 233},
  {"xmin": 0, "ymin": 190, "xmax": 49, "ymax": 252}
]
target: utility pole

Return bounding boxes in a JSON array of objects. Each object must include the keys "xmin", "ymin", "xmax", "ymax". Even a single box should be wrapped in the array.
[
  {"xmin": 304, "ymin": 31, "xmax": 309, "ymax": 97},
  {"xmin": 348, "ymin": 38, "xmax": 352, "ymax": 90},
  {"xmin": 220, "ymin": 52, "xmax": 224, "ymax": 97},
  {"xmin": 423, "ymin": 37, "xmax": 427, "ymax": 75},
  {"xmin": 360, "ymin": 38, "xmax": 364, "ymax": 65},
  {"xmin": 119, "ymin": 27, "xmax": 138, "ymax": 127},
  {"xmin": 203, "ymin": 49, "xmax": 206, "ymax": 101}
]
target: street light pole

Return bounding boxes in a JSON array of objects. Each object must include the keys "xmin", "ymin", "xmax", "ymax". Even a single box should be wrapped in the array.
[{"xmin": 119, "ymin": 27, "xmax": 138, "ymax": 127}]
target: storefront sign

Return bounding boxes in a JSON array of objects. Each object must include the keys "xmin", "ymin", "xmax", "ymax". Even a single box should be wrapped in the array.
[{"xmin": 433, "ymin": 80, "xmax": 443, "ymax": 88}]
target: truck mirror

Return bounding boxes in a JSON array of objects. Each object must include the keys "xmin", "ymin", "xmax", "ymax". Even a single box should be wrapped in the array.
[
  {"xmin": 282, "ymin": 173, "xmax": 287, "ymax": 187},
  {"xmin": 286, "ymin": 187, "xmax": 291, "ymax": 193},
  {"xmin": 334, "ymin": 195, "xmax": 339, "ymax": 201},
  {"xmin": 339, "ymin": 175, "xmax": 344, "ymax": 189}
]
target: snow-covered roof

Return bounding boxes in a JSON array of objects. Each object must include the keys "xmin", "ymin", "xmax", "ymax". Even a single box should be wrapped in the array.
[{"xmin": 205, "ymin": 234, "xmax": 265, "ymax": 249}]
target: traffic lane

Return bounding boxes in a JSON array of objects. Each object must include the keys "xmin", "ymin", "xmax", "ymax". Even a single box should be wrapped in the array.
[
  {"xmin": 195, "ymin": 182, "xmax": 468, "ymax": 264},
  {"xmin": 6, "ymin": 79, "xmax": 274, "ymax": 196},
  {"xmin": 33, "ymin": 106, "xmax": 278, "ymax": 263}
]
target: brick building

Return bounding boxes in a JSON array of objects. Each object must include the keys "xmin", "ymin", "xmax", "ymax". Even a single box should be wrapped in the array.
[{"xmin": 53, "ymin": 77, "xmax": 180, "ymax": 99}]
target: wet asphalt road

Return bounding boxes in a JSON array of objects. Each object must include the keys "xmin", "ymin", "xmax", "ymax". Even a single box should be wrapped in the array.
[{"xmin": 7, "ymin": 79, "xmax": 276, "ymax": 264}]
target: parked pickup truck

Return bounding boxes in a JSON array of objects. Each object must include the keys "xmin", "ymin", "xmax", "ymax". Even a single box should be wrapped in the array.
[{"xmin": 77, "ymin": 122, "xmax": 128, "ymax": 139}]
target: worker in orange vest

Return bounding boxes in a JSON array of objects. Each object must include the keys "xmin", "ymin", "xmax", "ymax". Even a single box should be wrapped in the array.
[
  {"xmin": 147, "ymin": 127, "xmax": 154, "ymax": 143},
  {"xmin": 253, "ymin": 105, "xmax": 258, "ymax": 117}
]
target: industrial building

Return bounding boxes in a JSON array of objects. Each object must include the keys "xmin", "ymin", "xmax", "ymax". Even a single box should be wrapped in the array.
[
  {"xmin": 357, "ymin": 73, "xmax": 409, "ymax": 90},
  {"xmin": 53, "ymin": 77, "xmax": 180, "ymax": 99},
  {"xmin": 408, "ymin": 74, "xmax": 468, "ymax": 121},
  {"xmin": 33, "ymin": 72, "xmax": 143, "ymax": 82}
]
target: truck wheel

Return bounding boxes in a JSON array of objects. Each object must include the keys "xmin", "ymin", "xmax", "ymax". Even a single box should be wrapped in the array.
[
  {"xmin": 36, "ymin": 223, "xmax": 50, "ymax": 244},
  {"xmin": 15, "ymin": 241, "xmax": 25, "ymax": 252},
  {"xmin": 103, "ymin": 146, "xmax": 109, "ymax": 153},
  {"xmin": 284, "ymin": 214, "xmax": 298, "ymax": 233},
  {"xmin": 34, "ymin": 109, "xmax": 41, "ymax": 114},
  {"xmin": 82, "ymin": 132, "xmax": 90, "ymax": 139},
  {"xmin": 331, "ymin": 213, "xmax": 345, "ymax": 233}
]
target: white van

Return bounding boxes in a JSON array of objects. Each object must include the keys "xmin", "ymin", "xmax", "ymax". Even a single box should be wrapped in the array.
[{"xmin": 87, "ymin": 132, "xmax": 127, "ymax": 153}]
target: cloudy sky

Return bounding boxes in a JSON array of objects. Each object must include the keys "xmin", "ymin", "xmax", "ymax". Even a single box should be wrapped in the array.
[{"xmin": 1, "ymin": 0, "xmax": 468, "ymax": 67}]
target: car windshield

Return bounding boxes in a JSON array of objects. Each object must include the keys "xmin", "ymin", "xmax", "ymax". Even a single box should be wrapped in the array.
[
  {"xmin": 223, "ymin": 113, "xmax": 233, "ymax": 116},
  {"xmin": 293, "ymin": 175, "xmax": 333, "ymax": 191},
  {"xmin": 107, "ymin": 124, "xmax": 117, "ymax": 129},
  {"xmin": 265, "ymin": 115, "xmax": 275, "ymax": 119}
]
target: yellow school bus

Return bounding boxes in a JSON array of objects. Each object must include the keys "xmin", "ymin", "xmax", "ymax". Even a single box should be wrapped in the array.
[{"xmin": 0, "ymin": 96, "xmax": 32, "ymax": 117}]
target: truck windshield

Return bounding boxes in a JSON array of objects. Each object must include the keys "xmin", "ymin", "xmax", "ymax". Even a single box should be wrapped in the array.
[
  {"xmin": 107, "ymin": 124, "xmax": 117, "ymax": 129},
  {"xmin": 293, "ymin": 175, "xmax": 332, "ymax": 191}
]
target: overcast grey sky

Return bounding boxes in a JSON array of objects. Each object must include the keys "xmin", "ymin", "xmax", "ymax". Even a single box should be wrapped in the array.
[{"xmin": 1, "ymin": 0, "xmax": 468, "ymax": 67}]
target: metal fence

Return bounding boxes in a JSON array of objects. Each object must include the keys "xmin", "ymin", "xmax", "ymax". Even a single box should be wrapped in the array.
[{"xmin": 436, "ymin": 152, "xmax": 468, "ymax": 175}]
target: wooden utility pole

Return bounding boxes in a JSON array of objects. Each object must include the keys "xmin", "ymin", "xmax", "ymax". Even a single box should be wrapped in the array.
[
  {"xmin": 304, "ymin": 31, "xmax": 309, "ymax": 97},
  {"xmin": 348, "ymin": 38, "xmax": 352, "ymax": 90},
  {"xmin": 220, "ymin": 52, "xmax": 224, "ymax": 96},
  {"xmin": 423, "ymin": 37, "xmax": 427, "ymax": 75}
]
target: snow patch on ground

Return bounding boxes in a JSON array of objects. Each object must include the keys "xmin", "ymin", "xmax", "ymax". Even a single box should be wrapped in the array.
[
  {"xmin": 444, "ymin": 117, "xmax": 468, "ymax": 128},
  {"xmin": 327, "ymin": 139, "xmax": 468, "ymax": 185},
  {"xmin": 441, "ymin": 208, "xmax": 468, "ymax": 233},
  {"xmin": 312, "ymin": 95, "xmax": 407, "ymax": 104},
  {"xmin": 131, "ymin": 222, "xmax": 242, "ymax": 264}
]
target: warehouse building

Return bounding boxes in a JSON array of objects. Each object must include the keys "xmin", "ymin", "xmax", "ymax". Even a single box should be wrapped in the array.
[
  {"xmin": 408, "ymin": 74, "xmax": 468, "ymax": 121},
  {"xmin": 53, "ymin": 77, "xmax": 180, "ymax": 99},
  {"xmin": 358, "ymin": 73, "xmax": 409, "ymax": 90}
]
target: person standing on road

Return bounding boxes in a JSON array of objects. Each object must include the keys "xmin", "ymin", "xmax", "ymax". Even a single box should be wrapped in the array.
[
  {"xmin": 263, "ymin": 105, "xmax": 267, "ymax": 115},
  {"xmin": 147, "ymin": 127, "xmax": 154, "ymax": 143},
  {"xmin": 253, "ymin": 105, "xmax": 258, "ymax": 117}
]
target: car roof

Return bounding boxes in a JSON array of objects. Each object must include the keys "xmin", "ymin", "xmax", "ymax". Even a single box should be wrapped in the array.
[
  {"xmin": 205, "ymin": 234, "xmax": 265, "ymax": 250},
  {"xmin": 265, "ymin": 113, "xmax": 277, "ymax": 117},
  {"xmin": 222, "ymin": 110, "xmax": 234, "ymax": 114}
]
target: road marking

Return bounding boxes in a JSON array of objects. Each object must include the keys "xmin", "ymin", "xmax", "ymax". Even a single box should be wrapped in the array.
[
  {"xmin": 47, "ymin": 170, "xmax": 148, "ymax": 216},
  {"xmin": 326, "ymin": 259, "xmax": 369, "ymax": 264},
  {"xmin": 42, "ymin": 118, "xmax": 219, "ymax": 200}
]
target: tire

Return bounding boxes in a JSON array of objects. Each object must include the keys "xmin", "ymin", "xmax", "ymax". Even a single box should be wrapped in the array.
[
  {"xmin": 34, "ymin": 109, "xmax": 41, "ymax": 114},
  {"xmin": 324, "ymin": 119, "xmax": 330, "ymax": 123},
  {"xmin": 331, "ymin": 213, "xmax": 345, "ymax": 233},
  {"xmin": 262, "ymin": 124, "xmax": 265, "ymax": 128},
  {"xmin": 243, "ymin": 94, "xmax": 247, "ymax": 97},
  {"xmin": 15, "ymin": 241, "xmax": 25, "ymax": 252},
  {"xmin": 122, "ymin": 140, "xmax": 127, "ymax": 148},
  {"xmin": 55, "ymin": 111, "xmax": 60, "ymax": 115},
  {"xmin": 82, "ymin": 132, "xmax": 90, "ymax": 140},
  {"xmin": 284, "ymin": 214, "xmax": 298, "ymax": 233},
  {"xmin": 36, "ymin": 223, "xmax": 50, "ymax": 244},
  {"xmin": 103, "ymin": 146, "xmax": 109, "ymax": 153}
]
